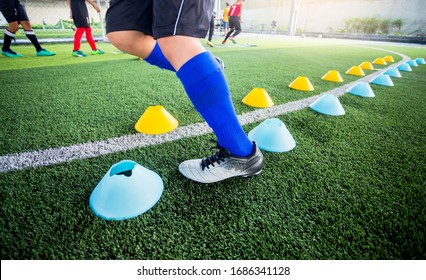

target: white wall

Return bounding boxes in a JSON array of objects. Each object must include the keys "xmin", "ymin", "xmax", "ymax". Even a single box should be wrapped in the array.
[
  {"xmin": 10, "ymin": 0, "xmax": 426, "ymax": 35},
  {"xmin": 221, "ymin": 0, "xmax": 426, "ymax": 34}
]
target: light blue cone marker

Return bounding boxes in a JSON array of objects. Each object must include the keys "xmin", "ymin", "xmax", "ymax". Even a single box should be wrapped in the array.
[
  {"xmin": 90, "ymin": 160, "xmax": 163, "ymax": 221},
  {"xmin": 397, "ymin": 63, "xmax": 412, "ymax": 72},
  {"xmin": 309, "ymin": 93, "xmax": 345, "ymax": 116},
  {"xmin": 370, "ymin": 74, "xmax": 394, "ymax": 86},
  {"xmin": 415, "ymin": 58, "xmax": 425, "ymax": 65},
  {"xmin": 346, "ymin": 82, "xmax": 375, "ymax": 98},
  {"xmin": 248, "ymin": 118, "xmax": 296, "ymax": 152},
  {"xmin": 383, "ymin": 68, "xmax": 402, "ymax": 78},
  {"xmin": 407, "ymin": 59, "xmax": 418, "ymax": 67}
]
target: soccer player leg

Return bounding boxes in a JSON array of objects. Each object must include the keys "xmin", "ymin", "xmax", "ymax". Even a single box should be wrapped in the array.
[
  {"xmin": 83, "ymin": 27, "xmax": 104, "ymax": 55},
  {"xmin": 20, "ymin": 21, "xmax": 41, "ymax": 52},
  {"xmin": 144, "ymin": 42, "xmax": 175, "ymax": 71},
  {"xmin": 84, "ymin": 27, "xmax": 97, "ymax": 50},
  {"xmin": 232, "ymin": 20, "xmax": 242, "ymax": 38},
  {"xmin": 1, "ymin": 28, "xmax": 22, "ymax": 57},
  {"xmin": 160, "ymin": 37, "xmax": 262, "ymax": 183},
  {"xmin": 155, "ymin": 1, "xmax": 262, "ymax": 183},
  {"xmin": 105, "ymin": 0, "xmax": 173, "ymax": 71},
  {"xmin": 2, "ymin": 27, "xmax": 17, "ymax": 51},
  {"xmin": 73, "ymin": 27, "xmax": 85, "ymax": 50},
  {"xmin": 23, "ymin": 28, "xmax": 55, "ymax": 56},
  {"xmin": 158, "ymin": 36, "xmax": 255, "ymax": 156},
  {"xmin": 0, "ymin": 5, "xmax": 22, "ymax": 57},
  {"xmin": 107, "ymin": 30, "xmax": 174, "ymax": 71},
  {"xmin": 175, "ymin": 50, "xmax": 253, "ymax": 156}
]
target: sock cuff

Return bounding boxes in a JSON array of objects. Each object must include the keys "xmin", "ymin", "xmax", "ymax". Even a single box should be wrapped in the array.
[
  {"xmin": 143, "ymin": 42, "xmax": 175, "ymax": 72},
  {"xmin": 176, "ymin": 51, "xmax": 220, "ymax": 87},
  {"xmin": 24, "ymin": 30, "xmax": 35, "ymax": 35},
  {"xmin": 144, "ymin": 42, "xmax": 161, "ymax": 62},
  {"xmin": 5, "ymin": 29, "xmax": 16, "ymax": 37}
]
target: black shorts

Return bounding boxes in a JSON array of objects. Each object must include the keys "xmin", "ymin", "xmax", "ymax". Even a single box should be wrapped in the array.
[
  {"xmin": 229, "ymin": 16, "xmax": 241, "ymax": 31},
  {"xmin": 0, "ymin": 2, "xmax": 29, "ymax": 23},
  {"xmin": 106, "ymin": 0, "xmax": 214, "ymax": 39},
  {"xmin": 71, "ymin": 0, "xmax": 90, "ymax": 28}
]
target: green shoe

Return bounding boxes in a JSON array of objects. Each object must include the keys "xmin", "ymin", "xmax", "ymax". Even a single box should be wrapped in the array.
[
  {"xmin": 72, "ymin": 50, "xmax": 87, "ymax": 57},
  {"xmin": 37, "ymin": 49, "xmax": 56, "ymax": 56},
  {"xmin": 2, "ymin": 49, "xmax": 23, "ymax": 58},
  {"xmin": 92, "ymin": 49, "xmax": 105, "ymax": 55}
]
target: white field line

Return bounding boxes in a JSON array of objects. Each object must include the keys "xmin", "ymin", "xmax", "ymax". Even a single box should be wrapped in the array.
[{"xmin": 0, "ymin": 48, "xmax": 410, "ymax": 173}]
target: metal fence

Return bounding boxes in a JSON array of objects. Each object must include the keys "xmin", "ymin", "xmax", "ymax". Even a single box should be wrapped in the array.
[
  {"xmin": 0, "ymin": 0, "xmax": 109, "ymax": 40},
  {"xmin": 3, "ymin": 0, "xmax": 423, "ymax": 42},
  {"xmin": 0, "ymin": 0, "xmax": 285, "ymax": 41},
  {"xmin": 0, "ymin": 0, "xmax": 228, "ymax": 41}
]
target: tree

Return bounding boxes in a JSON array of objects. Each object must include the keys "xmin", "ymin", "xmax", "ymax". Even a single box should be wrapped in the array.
[
  {"xmin": 392, "ymin": 18, "xmax": 405, "ymax": 32},
  {"xmin": 379, "ymin": 18, "xmax": 393, "ymax": 34}
]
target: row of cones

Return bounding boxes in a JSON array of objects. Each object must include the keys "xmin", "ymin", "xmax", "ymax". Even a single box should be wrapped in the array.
[
  {"xmin": 340, "ymin": 56, "xmax": 387, "ymax": 78},
  {"xmin": 309, "ymin": 57, "xmax": 425, "ymax": 114},
  {"xmin": 288, "ymin": 56, "xmax": 388, "ymax": 91},
  {"xmin": 288, "ymin": 62, "xmax": 373, "ymax": 91},
  {"xmin": 248, "ymin": 57, "xmax": 425, "ymax": 155},
  {"xmin": 243, "ymin": 67, "xmax": 400, "ymax": 108},
  {"xmin": 288, "ymin": 56, "xmax": 425, "ymax": 91},
  {"xmin": 90, "ymin": 57, "xmax": 425, "ymax": 221},
  {"xmin": 133, "ymin": 57, "xmax": 424, "ymax": 135}
]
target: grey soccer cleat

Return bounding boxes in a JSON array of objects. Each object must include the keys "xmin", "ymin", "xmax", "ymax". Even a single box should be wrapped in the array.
[{"xmin": 179, "ymin": 141, "xmax": 263, "ymax": 184}]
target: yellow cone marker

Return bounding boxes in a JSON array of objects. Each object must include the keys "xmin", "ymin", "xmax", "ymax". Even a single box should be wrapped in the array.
[
  {"xmin": 384, "ymin": 55, "xmax": 394, "ymax": 62},
  {"xmin": 345, "ymin": 66, "xmax": 365, "ymax": 76},
  {"xmin": 321, "ymin": 70, "xmax": 344, "ymax": 82},
  {"xmin": 359, "ymin": 61, "xmax": 374, "ymax": 70},
  {"xmin": 242, "ymin": 88, "xmax": 274, "ymax": 108},
  {"xmin": 373, "ymin": 57, "xmax": 387, "ymax": 65},
  {"xmin": 135, "ymin": 105, "xmax": 178, "ymax": 134},
  {"xmin": 289, "ymin": 76, "xmax": 314, "ymax": 91}
]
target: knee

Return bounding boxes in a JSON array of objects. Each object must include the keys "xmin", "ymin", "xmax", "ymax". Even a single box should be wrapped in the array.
[
  {"xmin": 20, "ymin": 21, "xmax": 32, "ymax": 30},
  {"xmin": 107, "ymin": 32, "xmax": 141, "ymax": 54},
  {"xmin": 107, "ymin": 32, "xmax": 122, "ymax": 48},
  {"xmin": 107, "ymin": 31, "xmax": 154, "ymax": 58},
  {"xmin": 8, "ymin": 22, "xmax": 19, "ymax": 33},
  {"xmin": 107, "ymin": 32, "xmax": 132, "ymax": 52}
]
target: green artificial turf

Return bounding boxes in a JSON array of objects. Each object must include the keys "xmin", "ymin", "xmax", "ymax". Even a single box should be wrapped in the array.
[
  {"xmin": 0, "ymin": 37, "xmax": 400, "ymax": 154},
  {"xmin": 0, "ymin": 36, "xmax": 425, "ymax": 260}
]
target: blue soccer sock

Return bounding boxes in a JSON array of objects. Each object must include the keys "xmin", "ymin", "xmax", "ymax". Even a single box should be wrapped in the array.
[
  {"xmin": 144, "ymin": 43, "xmax": 175, "ymax": 72},
  {"xmin": 177, "ymin": 51, "xmax": 253, "ymax": 157}
]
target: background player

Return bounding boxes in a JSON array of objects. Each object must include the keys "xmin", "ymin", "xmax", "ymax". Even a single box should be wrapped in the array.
[
  {"xmin": 206, "ymin": 12, "xmax": 216, "ymax": 47},
  {"xmin": 222, "ymin": 2, "xmax": 230, "ymax": 36},
  {"xmin": 106, "ymin": 0, "xmax": 263, "ymax": 183},
  {"xmin": 0, "ymin": 0, "xmax": 56, "ymax": 58},
  {"xmin": 68, "ymin": 0, "xmax": 104, "ymax": 57},
  {"xmin": 222, "ymin": 0, "xmax": 244, "ymax": 44}
]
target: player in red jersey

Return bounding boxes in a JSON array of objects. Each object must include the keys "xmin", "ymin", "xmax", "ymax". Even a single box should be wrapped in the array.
[{"xmin": 222, "ymin": 0, "xmax": 244, "ymax": 44}]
